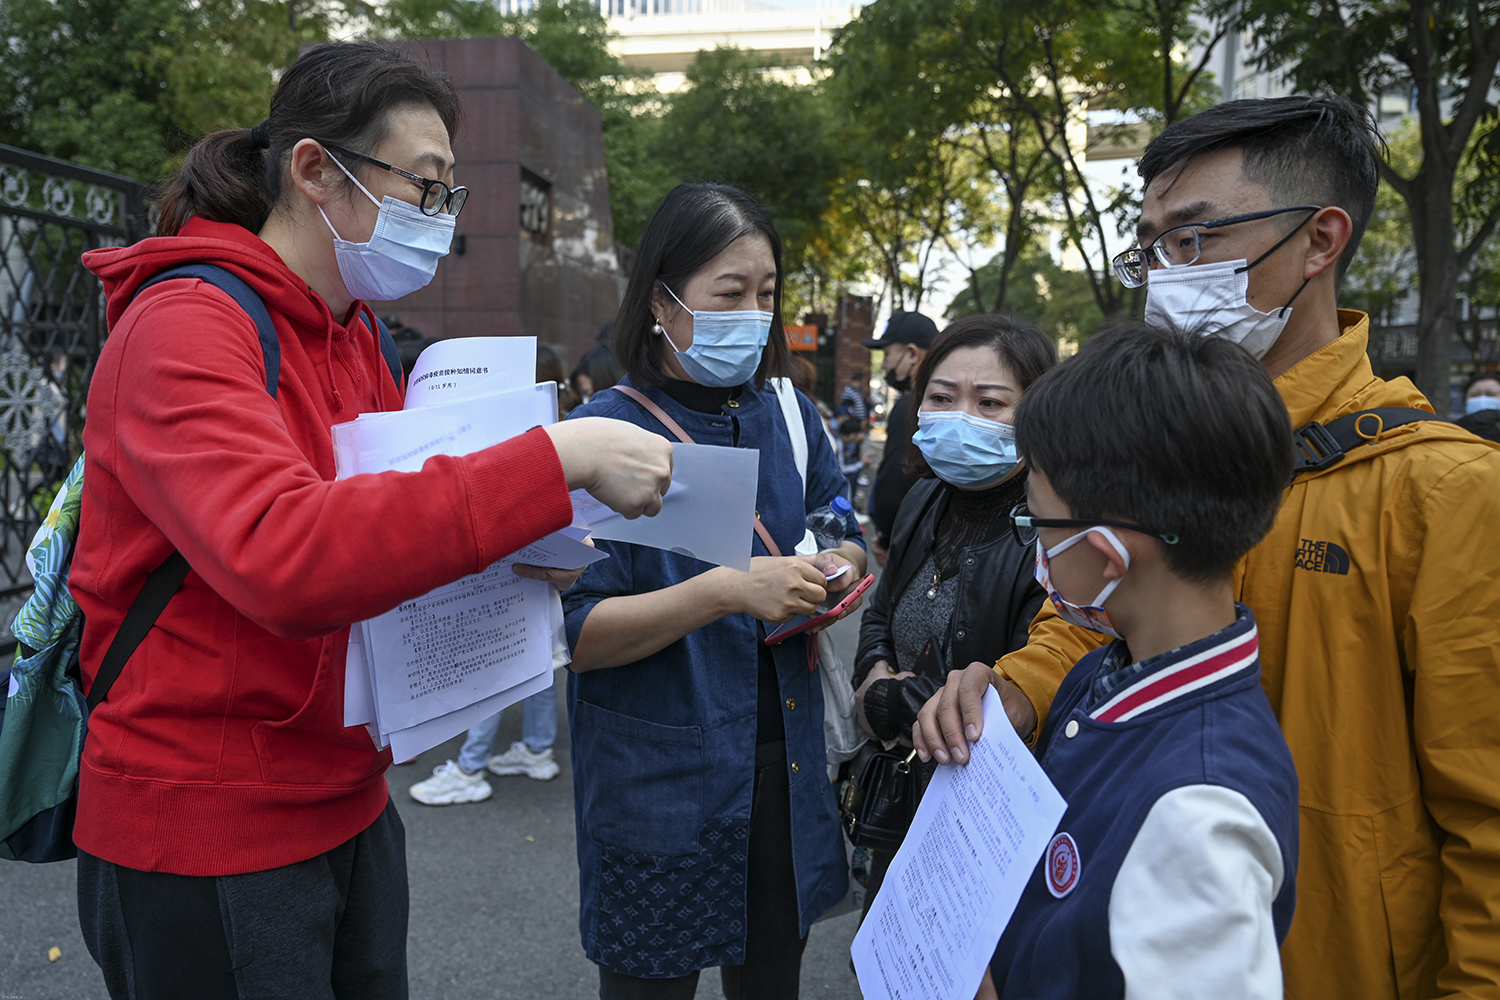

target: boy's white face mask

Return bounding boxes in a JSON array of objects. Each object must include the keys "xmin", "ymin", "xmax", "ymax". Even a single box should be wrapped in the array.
[{"xmin": 1033, "ymin": 527, "xmax": 1131, "ymax": 640}]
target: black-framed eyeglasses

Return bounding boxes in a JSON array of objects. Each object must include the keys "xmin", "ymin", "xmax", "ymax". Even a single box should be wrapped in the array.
[
  {"xmin": 319, "ymin": 140, "xmax": 469, "ymax": 217},
  {"xmin": 1009, "ymin": 503, "xmax": 1180, "ymax": 548},
  {"xmin": 1111, "ymin": 205, "xmax": 1322, "ymax": 288}
]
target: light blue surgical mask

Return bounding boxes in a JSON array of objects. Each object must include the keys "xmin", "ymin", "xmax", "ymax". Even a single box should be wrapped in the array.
[
  {"xmin": 1465, "ymin": 395, "xmax": 1500, "ymax": 415},
  {"xmin": 658, "ymin": 284, "xmax": 772, "ymax": 387},
  {"xmin": 318, "ymin": 149, "xmax": 455, "ymax": 302},
  {"xmin": 912, "ymin": 410, "xmax": 1019, "ymax": 488}
]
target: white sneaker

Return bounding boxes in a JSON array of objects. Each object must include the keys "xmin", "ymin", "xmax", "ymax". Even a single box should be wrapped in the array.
[
  {"xmin": 408, "ymin": 760, "xmax": 493, "ymax": 805},
  {"xmin": 487, "ymin": 741, "xmax": 560, "ymax": 781}
]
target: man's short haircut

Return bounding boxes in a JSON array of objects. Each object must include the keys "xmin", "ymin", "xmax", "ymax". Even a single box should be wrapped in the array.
[
  {"xmin": 1015, "ymin": 324, "xmax": 1294, "ymax": 583},
  {"xmin": 1138, "ymin": 96, "xmax": 1383, "ymax": 284}
]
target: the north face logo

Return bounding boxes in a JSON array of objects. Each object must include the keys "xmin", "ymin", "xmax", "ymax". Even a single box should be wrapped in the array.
[{"xmin": 1295, "ymin": 538, "xmax": 1350, "ymax": 575}]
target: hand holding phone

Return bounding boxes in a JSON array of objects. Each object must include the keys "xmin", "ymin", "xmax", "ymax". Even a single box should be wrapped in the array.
[{"xmin": 764, "ymin": 573, "xmax": 875, "ymax": 645}]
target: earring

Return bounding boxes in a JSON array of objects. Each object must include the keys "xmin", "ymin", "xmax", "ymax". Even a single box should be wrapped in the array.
[{"xmin": 652, "ymin": 319, "xmax": 665, "ymax": 335}]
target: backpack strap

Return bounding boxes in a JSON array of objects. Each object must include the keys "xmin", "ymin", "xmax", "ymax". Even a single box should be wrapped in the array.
[
  {"xmin": 1291, "ymin": 408, "xmax": 1448, "ymax": 477},
  {"xmin": 613, "ymin": 384, "xmax": 784, "ymax": 558},
  {"xmin": 85, "ymin": 551, "xmax": 190, "ymax": 710},
  {"xmin": 138, "ymin": 264, "xmax": 280, "ymax": 397},
  {"xmin": 366, "ymin": 310, "xmax": 404, "ymax": 392},
  {"xmin": 88, "ymin": 262, "xmax": 281, "ymax": 707}
]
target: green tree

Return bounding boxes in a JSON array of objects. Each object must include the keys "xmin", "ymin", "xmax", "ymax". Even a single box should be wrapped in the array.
[
  {"xmin": 653, "ymin": 47, "xmax": 851, "ymax": 315},
  {"xmin": 0, "ymin": 0, "xmax": 340, "ymax": 180},
  {"xmin": 946, "ymin": 245, "xmax": 1106, "ymax": 345},
  {"xmin": 825, "ymin": 0, "xmax": 1226, "ymax": 325},
  {"xmin": 1224, "ymin": 0, "xmax": 1500, "ymax": 414}
]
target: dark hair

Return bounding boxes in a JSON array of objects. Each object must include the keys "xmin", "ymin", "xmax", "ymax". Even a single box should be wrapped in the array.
[
  {"xmin": 1138, "ymin": 96, "xmax": 1382, "ymax": 283},
  {"xmin": 611, "ymin": 183, "xmax": 792, "ymax": 389},
  {"xmin": 1015, "ymin": 322, "xmax": 1294, "ymax": 583},
  {"xmin": 904, "ymin": 314, "xmax": 1057, "ymax": 478},
  {"xmin": 839, "ymin": 418, "xmax": 865, "ymax": 437},
  {"xmin": 536, "ymin": 344, "xmax": 567, "ymax": 385},
  {"xmin": 789, "ymin": 355, "xmax": 817, "ymax": 396},
  {"xmin": 1463, "ymin": 371, "xmax": 1500, "ymax": 397},
  {"xmin": 156, "ymin": 43, "xmax": 462, "ymax": 237},
  {"xmin": 571, "ymin": 345, "xmax": 624, "ymax": 395}
]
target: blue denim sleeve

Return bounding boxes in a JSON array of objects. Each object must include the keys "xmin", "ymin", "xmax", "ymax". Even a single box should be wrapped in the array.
[
  {"xmin": 799, "ymin": 391, "xmax": 866, "ymax": 549},
  {"xmin": 562, "ymin": 538, "xmax": 636, "ymax": 653}
]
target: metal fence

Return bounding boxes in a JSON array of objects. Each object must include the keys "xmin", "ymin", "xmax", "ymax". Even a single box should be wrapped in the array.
[{"xmin": 0, "ymin": 144, "xmax": 151, "ymax": 643}]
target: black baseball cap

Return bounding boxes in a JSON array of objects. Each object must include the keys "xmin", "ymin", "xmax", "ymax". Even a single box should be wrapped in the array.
[{"xmin": 860, "ymin": 311, "xmax": 938, "ymax": 350}]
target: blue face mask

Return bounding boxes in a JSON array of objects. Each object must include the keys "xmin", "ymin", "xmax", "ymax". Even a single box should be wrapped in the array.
[
  {"xmin": 1465, "ymin": 395, "xmax": 1500, "ymax": 415},
  {"xmin": 318, "ymin": 149, "xmax": 454, "ymax": 302},
  {"xmin": 912, "ymin": 410, "xmax": 1019, "ymax": 488},
  {"xmin": 658, "ymin": 284, "xmax": 772, "ymax": 387}
]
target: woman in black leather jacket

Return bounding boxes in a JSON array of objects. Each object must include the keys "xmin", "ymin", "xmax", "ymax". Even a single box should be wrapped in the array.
[{"xmin": 851, "ymin": 314, "xmax": 1056, "ymax": 908}]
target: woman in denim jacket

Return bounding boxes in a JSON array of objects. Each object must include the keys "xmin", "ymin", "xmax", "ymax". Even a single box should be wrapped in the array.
[{"xmin": 562, "ymin": 183, "xmax": 868, "ymax": 1000}]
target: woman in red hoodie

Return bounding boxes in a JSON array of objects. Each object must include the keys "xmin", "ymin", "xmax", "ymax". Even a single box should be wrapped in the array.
[{"xmin": 71, "ymin": 42, "xmax": 671, "ymax": 999}]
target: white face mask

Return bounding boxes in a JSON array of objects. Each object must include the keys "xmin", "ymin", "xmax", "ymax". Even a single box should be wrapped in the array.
[
  {"xmin": 318, "ymin": 150, "xmax": 455, "ymax": 302},
  {"xmin": 1033, "ymin": 527, "xmax": 1132, "ymax": 640},
  {"xmin": 1143, "ymin": 258, "xmax": 1292, "ymax": 360}
]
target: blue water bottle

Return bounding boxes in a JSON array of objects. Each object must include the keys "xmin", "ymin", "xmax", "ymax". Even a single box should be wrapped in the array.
[{"xmin": 806, "ymin": 495, "xmax": 855, "ymax": 551}]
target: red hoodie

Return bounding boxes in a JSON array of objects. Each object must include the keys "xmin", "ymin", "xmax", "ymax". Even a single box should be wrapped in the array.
[{"xmin": 73, "ymin": 218, "xmax": 573, "ymax": 875}]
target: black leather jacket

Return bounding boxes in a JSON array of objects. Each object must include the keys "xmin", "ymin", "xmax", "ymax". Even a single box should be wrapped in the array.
[{"xmin": 853, "ymin": 474, "xmax": 1046, "ymax": 742}]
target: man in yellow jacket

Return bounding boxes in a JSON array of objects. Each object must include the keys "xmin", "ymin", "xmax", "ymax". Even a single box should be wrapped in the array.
[{"xmin": 916, "ymin": 96, "xmax": 1500, "ymax": 1000}]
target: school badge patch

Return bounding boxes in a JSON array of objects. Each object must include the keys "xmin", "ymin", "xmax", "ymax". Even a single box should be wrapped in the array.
[{"xmin": 1045, "ymin": 832, "xmax": 1081, "ymax": 898}]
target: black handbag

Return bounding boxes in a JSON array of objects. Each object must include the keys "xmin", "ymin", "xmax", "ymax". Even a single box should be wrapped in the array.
[{"xmin": 839, "ymin": 742, "xmax": 926, "ymax": 852}]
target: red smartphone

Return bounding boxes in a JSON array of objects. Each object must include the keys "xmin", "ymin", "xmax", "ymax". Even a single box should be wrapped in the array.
[{"xmin": 763, "ymin": 573, "xmax": 875, "ymax": 645}]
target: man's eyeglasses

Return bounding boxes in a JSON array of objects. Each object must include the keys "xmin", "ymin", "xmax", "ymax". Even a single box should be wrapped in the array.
[
  {"xmin": 1009, "ymin": 503, "xmax": 1180, "ymax": 548},
  {"xmin": 319, "ymin": 140, "xmax": 469, "ymax": 217},
  {"xmin": 1111, "ymin": 205, "xmax": 1322, "ymax": 288}
]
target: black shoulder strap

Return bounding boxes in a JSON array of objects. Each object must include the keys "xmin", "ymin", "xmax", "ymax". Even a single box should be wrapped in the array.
[
  {"xmin": 138, "ymin": 263, "xmax": 280, "ymax": 398},
  {"xmin": 86, "ymin": 263, "xmax": 277, "ymax": 708},
  {"xmin": 1291, "ymin": 407, "xmax": 1448, "ymax": 477},
  {"xmin": 86, "ymin": 551, "xmax": 191, "ymax": 710}
]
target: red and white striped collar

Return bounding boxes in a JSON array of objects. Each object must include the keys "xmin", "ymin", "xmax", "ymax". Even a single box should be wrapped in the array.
[{"xmin": 1089, "ymin": 610, "xmax": 1259, "ymax": 723}]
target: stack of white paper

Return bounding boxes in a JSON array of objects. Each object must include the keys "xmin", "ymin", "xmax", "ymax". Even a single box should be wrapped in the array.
[
  {"xmin": 851, "ymin": 687, "xmax": 1068, "ymax": 1000},
  {"xmin": 335, "ymin": 337, "xmax": 764, "ymax": 759},
  {"xmin": 338, "ymin": 338, "xmax": 607, "ymax": 760}
]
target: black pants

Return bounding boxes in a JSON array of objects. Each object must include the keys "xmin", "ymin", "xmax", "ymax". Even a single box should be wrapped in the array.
[
  {"xmin": 598, "ymin": 741, "xmax": 809, "ymax": 1000},
  {"xmin": 77, "ymin": 797, "xmax": 408, "ymax": 1000}
]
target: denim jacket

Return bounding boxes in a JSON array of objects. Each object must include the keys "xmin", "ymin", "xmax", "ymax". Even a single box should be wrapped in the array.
[{"xmin": 563, "ymin": 377, "xmax": 860, "ymax": 977}]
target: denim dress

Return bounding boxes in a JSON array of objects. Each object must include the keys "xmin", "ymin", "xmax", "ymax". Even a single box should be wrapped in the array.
[{"xmin": 563, "ymin": 378, "xmax": 859, "ymax": 977}]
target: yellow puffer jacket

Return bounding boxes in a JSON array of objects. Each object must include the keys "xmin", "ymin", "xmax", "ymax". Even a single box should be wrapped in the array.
[{"xmin": 997, "ymin": 312, "xmax": 1500, "ymax": 999}]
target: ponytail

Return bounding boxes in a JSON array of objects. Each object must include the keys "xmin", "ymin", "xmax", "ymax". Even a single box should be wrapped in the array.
[
  {"xmin": 155, "ymin": 43, "xmax": 461, "ymax": 239},
  {"xmin": 155, "ymin": 127, "xmax": 274, "ymax": 237}
]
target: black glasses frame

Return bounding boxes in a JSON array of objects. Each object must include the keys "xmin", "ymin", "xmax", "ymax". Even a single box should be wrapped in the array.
[
  {"xmin": 1009, "ymin": 503, "xmax": 1179, "ymax": 548},
  {"xmin": 319, "ymin": 140, "xmax": 469, "ymax": 217},
  {"xmin": 1111, "ymin": 204, "xmax": 1323, "ymax": 288}
]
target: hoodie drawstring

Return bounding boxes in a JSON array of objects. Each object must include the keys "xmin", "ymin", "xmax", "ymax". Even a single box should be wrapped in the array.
[{"xmin": 326, "ymin": 326, "xmax": 345, "ymax": 413}]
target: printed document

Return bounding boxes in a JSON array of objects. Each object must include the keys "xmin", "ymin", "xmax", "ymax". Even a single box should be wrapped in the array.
[
  {"xmin": 336, "ymin": 338, "xmax": 566, "ymax": 756},
  {"xmin": 851, "ymin": 687, "xmax": 1067, "ymax": 1000}
]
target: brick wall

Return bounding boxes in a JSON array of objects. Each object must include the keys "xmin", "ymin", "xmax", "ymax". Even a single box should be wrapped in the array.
[
  {"xmin": 369, "ymin": 37, "xmax": 622, "ymax": 371},
  {"xmin": 833, "ymin": 293, "xmax": 874, "ymax": 409}
]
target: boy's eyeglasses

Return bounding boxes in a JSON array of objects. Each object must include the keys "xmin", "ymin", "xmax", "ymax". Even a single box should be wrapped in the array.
[
  {"xmin": 1111, "ymin": 205, "xmax": 1322, "ymax": 288},
  {"xmin": 1009, "ymin": 503, "xmax": 1180, "ymax": 547},
  {"xmin": 319, "ymin": 140, "xmax": 469, "ymax": 217}
]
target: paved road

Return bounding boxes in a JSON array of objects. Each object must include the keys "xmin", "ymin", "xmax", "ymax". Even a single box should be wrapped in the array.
[{"xmin": 0, "ymin": 601, "xmax": 872, "ymax": 1000}]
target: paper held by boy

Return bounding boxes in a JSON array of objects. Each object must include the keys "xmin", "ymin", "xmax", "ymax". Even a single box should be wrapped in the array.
[
  {"xmin": 333, "ymin": 337, "xmax": 758, "ymax": 760},
  {"xmin": 852, "ymin": 687, "xmax": 1067, "ymax": 1000}
]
